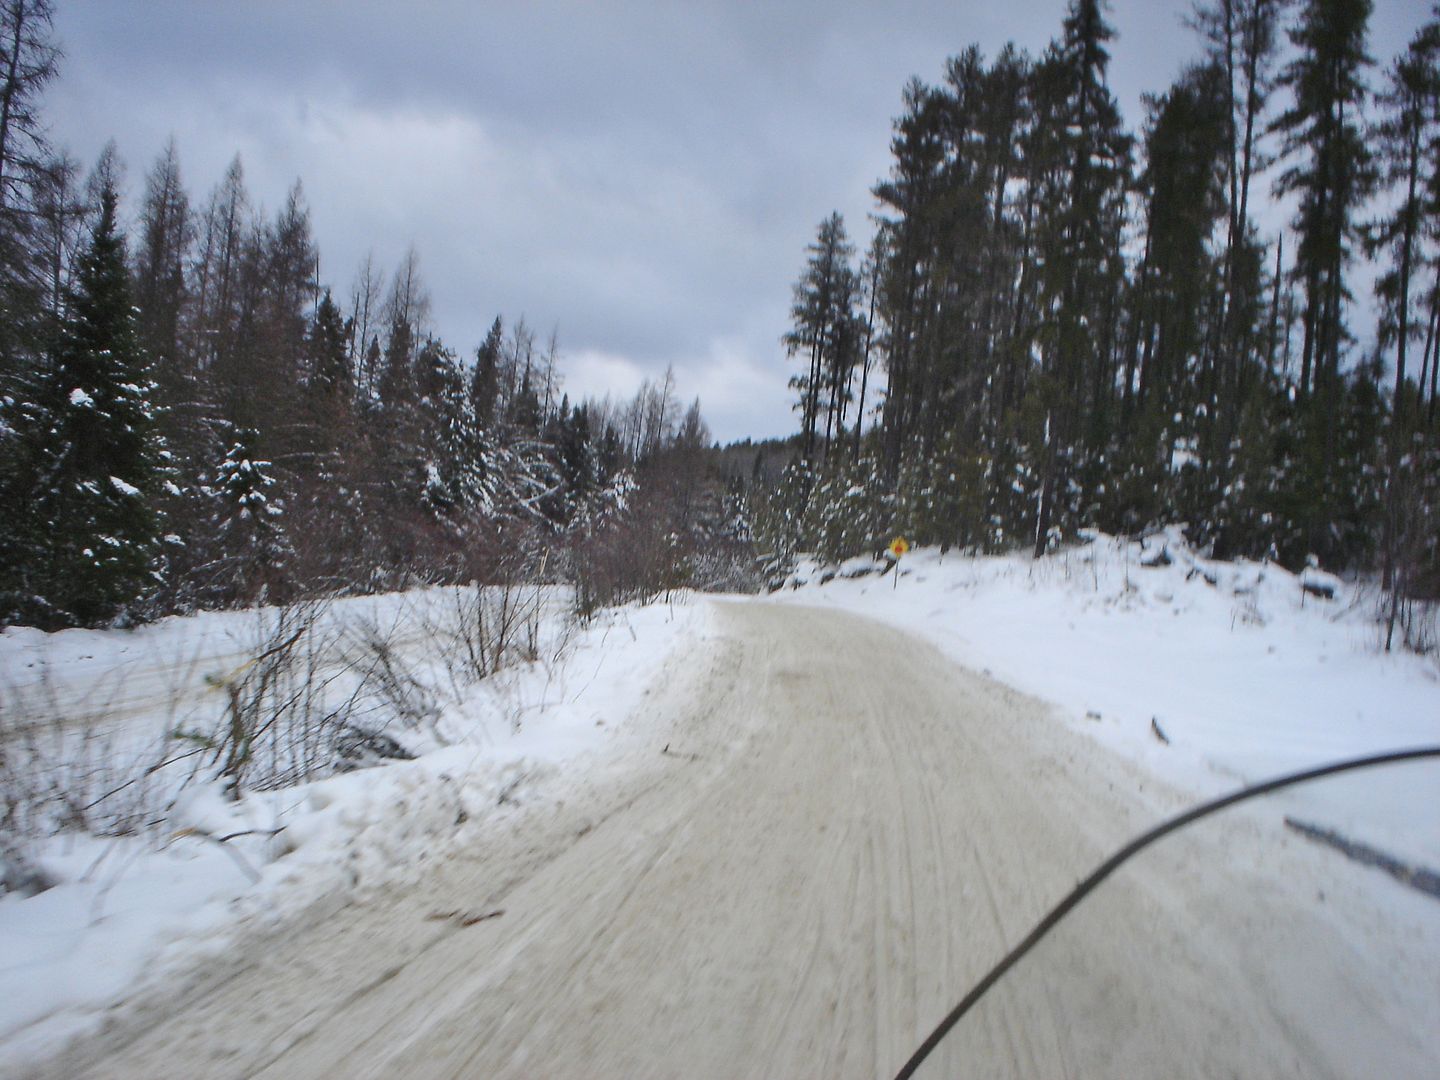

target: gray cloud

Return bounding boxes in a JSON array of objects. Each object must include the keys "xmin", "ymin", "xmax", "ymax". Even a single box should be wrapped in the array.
[{"xmin": 45, "ymin": 1, "xmax": 1427, "ymax": 441}]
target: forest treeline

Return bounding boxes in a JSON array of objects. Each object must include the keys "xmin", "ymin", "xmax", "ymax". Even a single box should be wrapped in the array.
[
  {"xmin": 4, "ymin": 0, "xmax": 1437, "ymax": 648},
  {"xmin": 0, "ymin": 1, "xmax": 751, "ymax": 631},
  {"xmin": 761, "ymin": 0, "xmax": 1439, "ymax": 647}
]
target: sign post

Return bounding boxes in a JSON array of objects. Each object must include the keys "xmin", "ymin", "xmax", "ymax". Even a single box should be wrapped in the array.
[{"xmin": 886, "ymin": 536, "xmax": 909, "ymax": 589}]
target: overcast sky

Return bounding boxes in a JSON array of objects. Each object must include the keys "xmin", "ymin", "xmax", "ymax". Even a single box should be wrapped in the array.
[{"xmin": 46, "ymin": 1, "xmax": 1426, "ymax": 442}]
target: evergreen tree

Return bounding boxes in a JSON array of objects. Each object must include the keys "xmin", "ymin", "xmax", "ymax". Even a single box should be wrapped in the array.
[
  {"xmin": 1119, "ymin": 63, "xmax": 1230, "ymax": 531},
  {"xmin": 1370, "ymin": 15, "xmax": 1440, "ymax": 415},
  {"xmin": 1, "ymin": 183, "xmax": 164, "ymax": 627},
  {"xmin": 1189, "ymin": 0, "xmax": 1289, "ymax": 520},
  {"xmin": 1191, "ymin": 0, "xmax": 1288, "ymax": 349},
  {"xmin": 304, "ymin": 289, "xmax": 353, "ymax": 465},
  {"xmin": 470, "ymin": 315, "xmax": 502, "ymax": 429},
  {"xmin": 207, "ymin": 428, "xmax": 288, "ymax": 605},
  {"xmin": 1030, "ymin": 0, "xmax": 1133, "ymax": 554},
  {"xmin": 378, "ymin": 311, "xmax": 415, "ymax": 411},
  {"xmin": 784, "ymin": 212, "xmax": 859, "ymax": 462},
  {"xmin": 1271, "ymin": 0, "xmax": 1377, "ymax": 560},
  {"xmin": 415, "ymin": 335, "xmax": 469, "ymax": 514},
  {"xmin": 307, "ymin": 288, "xmax": 352, "ymax": 404},
  {"xmin": 1369, "ymin": 11, "xmax": 1440, "ymax": 630},
  {"xmin": 1273, "ymin": 0, "xmax": 1375, "ymax": 400},
  {"xmin": 554, "ymin": 398, "xmax": 597, "ymax": 521},
  {"xmin": 873, "ymin": 78, "xmax": 948, "ymax": 475},
  {"xmin": 361, "ymin": 334, "xmax": 382, "ymax": 404}
]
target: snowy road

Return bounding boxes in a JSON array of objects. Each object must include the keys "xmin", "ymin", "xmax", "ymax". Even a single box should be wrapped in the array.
[{"xmin": 25, "ymin": 602, "xmax": 1440, "ymax": 1078}]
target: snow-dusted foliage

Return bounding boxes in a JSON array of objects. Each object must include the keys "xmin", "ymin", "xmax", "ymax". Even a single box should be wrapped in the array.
[
  {"xmin": 0, "ymin": 186, "xmax": 166, "ymax": 629},
  {"xmin": 199, "ymin": 430, "xmax": 291, "ymax": 606},
  {"xmin": 1, "ymin": 198, "xmax": 739, "ymax": 628}
]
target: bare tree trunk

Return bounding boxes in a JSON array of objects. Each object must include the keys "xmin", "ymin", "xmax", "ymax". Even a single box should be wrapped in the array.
[
  {"xmin": 1265, "ymin": 235, "xmax": 1283, "ymax": 381},
  {"xmin": 853, "ymin": 259, "xmax": 878, "ymax": 462}
]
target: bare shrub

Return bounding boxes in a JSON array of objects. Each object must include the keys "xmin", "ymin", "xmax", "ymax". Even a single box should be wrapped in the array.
[
  {"xmin": 416, "ymin": 571, "xmax": 558, "ymax": 687},
  {"xmin": 204, "ymin": 598, "xmax": 363, "ymax": 792},
  {"xmin": 0, "ymin": 667, "xmax": 215, "ymax": 895},
  {"xmin": 3, "ymin": 562, "xmax": 588, "ymax": 882},
  {"xmin": 1378, "ymin": 592, "xmax": 1437, "ymax": 660},
  {"xmin": 344, "ymin": 612, "xmax": 440, "ymax": 733},
  {"xmin": 569, "ymin": 515, "xmax": 688, "ymax": 620}
]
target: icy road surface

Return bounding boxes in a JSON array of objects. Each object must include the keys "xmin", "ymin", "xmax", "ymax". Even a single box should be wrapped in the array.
[{"xmin": 27, "ymin": 603, "xmax": 1439, "ymax": 1078}]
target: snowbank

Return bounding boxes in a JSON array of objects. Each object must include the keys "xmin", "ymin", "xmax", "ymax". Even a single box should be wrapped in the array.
[{"xmin": 0, "ymin": 591, "xmax": 706, "ymax": 1063}]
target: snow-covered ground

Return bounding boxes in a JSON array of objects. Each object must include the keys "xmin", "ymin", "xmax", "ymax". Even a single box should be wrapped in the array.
[
  {"xmin": 775, "ymin": 528, "xmax": 1440, "ymax": 868},
  {"xmin": 14, "ymin": 598, "xmax": 1438, "ymax": 1079},
  {"xmin": 3, "ymin": 531, "xmax": 1438, "ymax": 1074},
  {"xmin": 0, "ymin": 588, "xmax": 707, "ymax": 1066}
]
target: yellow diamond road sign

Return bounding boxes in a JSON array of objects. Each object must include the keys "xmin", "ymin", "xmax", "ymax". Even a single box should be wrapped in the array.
[{"xmin": 888, "ymin": 536, "xmax": 910, "ymax": 559}]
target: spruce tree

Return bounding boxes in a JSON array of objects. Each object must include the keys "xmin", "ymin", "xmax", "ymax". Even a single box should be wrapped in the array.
[
  {"xmin": 2, "ymin": 183, "xmax": 164, "ymax": 627},
  {"xmin": 307, "ymin": 289, "xmax": 352, "ymax": 403},
  {"xmin": 470, "ymin": 316, "xmax": 503, "ymax": 428},
  {"xmin": 208, "ymin": 428, "xmax": 288, "ymax": 606},
  {"xmin": 415, "ymin": 335, "xmax": 469, "ymax": 515}
]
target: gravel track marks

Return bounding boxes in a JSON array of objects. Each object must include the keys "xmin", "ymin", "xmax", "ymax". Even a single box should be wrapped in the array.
[{"xmin": 22, "ymin": 601, "xmax": 1439, "ymax": 1079}]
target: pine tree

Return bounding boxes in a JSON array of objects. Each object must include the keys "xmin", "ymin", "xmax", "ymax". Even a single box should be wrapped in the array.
[
  {"xmin": 1273, "ymin": 0, "xmax": 1375, "ymax": 401},
  {"xmin": 1031, "ymin": 0, "xmax": 1133, "ymax": 554},
  {"xmin": 1370, "ymin": 16, "xmax": 1440, "ymax": 417},
  {"xmin": 1271, "ymin": 0, "xmax": 1377, "ymax": 561},
  {"xmin": 784, "ymin": 212, "xmax": 859, "ymax": 462},
  {"xmin": 1189, "ymin": 0, "xmax": 1288, "ymax": 524},
  {"xmin": 873, "ymin": 79, "xmax": 947, "ymax": 469},
  {"xmin": 1, "ymin": 183, "xmax": 164, "ymax": 627},
  {"xmin": 1119, "ymin": 63, "xmax": 1230, "ymax": 531},
  {"xmin": 1369, "ymin": 11, "xmax": 1440, "ymax": 633}
]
